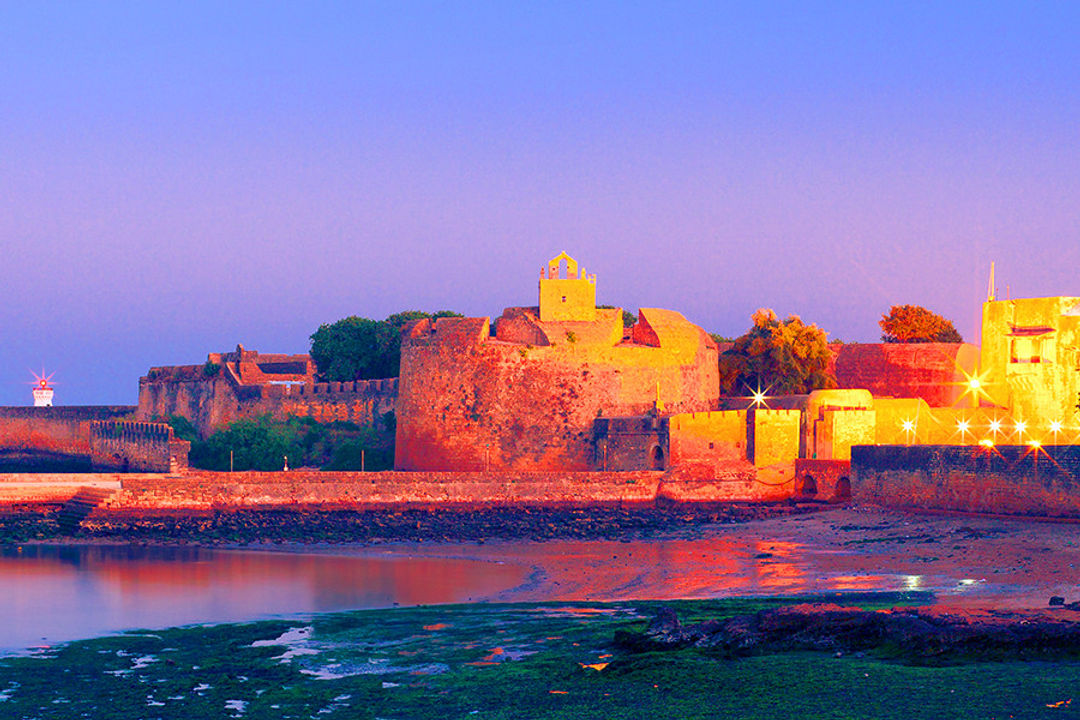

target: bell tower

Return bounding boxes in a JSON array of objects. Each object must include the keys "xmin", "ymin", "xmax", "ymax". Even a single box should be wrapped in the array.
[{"xmin": 539, "ymin": 252, "xmax": 597, "ymax": 322}]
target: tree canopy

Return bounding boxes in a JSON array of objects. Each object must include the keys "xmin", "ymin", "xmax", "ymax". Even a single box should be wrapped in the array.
[
  {"xmin": 718, "ymin": 309, "xmax": 837, "ymax": 395},
  {"xmin": 185, "ymin": 415, "xmax": 393, "ymax": 471},
  {"xmin": 879, "ymin": 305, "xmax": 963, "ymax": 343},
  {"xmin": 310, "ymin": 310, "xmax": 462, "ymax": 381}
]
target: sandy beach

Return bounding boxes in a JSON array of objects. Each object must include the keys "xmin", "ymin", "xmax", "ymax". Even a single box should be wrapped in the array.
[{"xmin": 280, "ymin": 505, "xmax": 1080, "ymax": 609}]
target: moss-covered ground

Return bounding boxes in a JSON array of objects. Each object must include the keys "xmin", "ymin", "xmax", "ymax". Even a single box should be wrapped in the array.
[{"xmin": 2, "ymin": 595, "xmax": 1079, "ymax": 719}]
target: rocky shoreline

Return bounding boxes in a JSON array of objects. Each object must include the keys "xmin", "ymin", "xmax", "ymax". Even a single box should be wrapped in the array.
[
  {"xmin": 0, "ymin": 502, "xmax": 825, "ymax": 545},
  {"xmin": 618, "ymin": 602, "xmax": 1080, "ymax": 663}
]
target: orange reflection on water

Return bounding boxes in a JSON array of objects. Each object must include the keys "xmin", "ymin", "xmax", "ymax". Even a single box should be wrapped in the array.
[
  {"xmin": 829, "ymin": 574, "xmax": 887, "ymax": 591},
  {"xmin": 752, "ymin": 540, "xmax": 808, "ymax": 593},
  {"xmin": 0, "ymin": 545, "xmax": 528, "ymax": 653}
]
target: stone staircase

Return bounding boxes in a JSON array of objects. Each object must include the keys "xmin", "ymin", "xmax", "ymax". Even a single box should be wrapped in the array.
[{"xmin": 57, "ymin": 486, "xmax": 116, "ymax": 534}]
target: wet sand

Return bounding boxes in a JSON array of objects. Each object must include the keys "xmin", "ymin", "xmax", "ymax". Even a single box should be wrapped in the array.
[{"xmin": 297, "ymin": 506, "xmax": 1080, "ymax": 609}]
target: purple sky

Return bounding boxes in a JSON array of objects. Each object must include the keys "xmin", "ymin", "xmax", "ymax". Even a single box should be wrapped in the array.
[{"xmin": 2, "ymin": 3, "xmax": 1079, "ymax": 406}]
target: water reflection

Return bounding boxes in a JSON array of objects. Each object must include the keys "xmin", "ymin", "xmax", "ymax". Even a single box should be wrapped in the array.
[
  {"xmin": 0, "ymin": 535, "xmax": 918, "ymax": 655},
  {"xmin": 0, "ymin": 545, "xmax": 528, "ymax": 654}
]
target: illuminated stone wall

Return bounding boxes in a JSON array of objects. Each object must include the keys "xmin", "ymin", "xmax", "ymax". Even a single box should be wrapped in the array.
[
  {"xmin": 666, "ymin": 410, "xmax": 747, "ymax": 467},
  {"xmin": 980, "ymin": 296, "xmax": 1080, "ymax": 427},
  {"xmin": 748, "ymin": 409, "xmax": 801, "ymax": 467},
  {"xmin": 395, "ymin": 304, "xmax": 719, "ymax": 472},
  {"xmin": 99, "ymin": 470, "xmax": 667, "ymax": 510},
  {"xmin": 831, "ymin": 343, "xmax": 979, "ymax": 407}
]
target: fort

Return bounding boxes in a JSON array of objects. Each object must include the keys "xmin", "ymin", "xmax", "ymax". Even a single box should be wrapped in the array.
[
  {"xmin": 1, "ymin": 254, "xmax": 1078, "ymax": 520},
  {"xmin": 136, "ymin": 345, "xmax": 397, "ymax": 439},
  {"xmin": 0, "ymin": 406, "xmax": 135, "ymax": 471}
]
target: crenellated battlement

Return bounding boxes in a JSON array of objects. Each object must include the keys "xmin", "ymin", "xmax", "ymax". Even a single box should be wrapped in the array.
[
  {"xmin": 137, "ymin": 346, "xmax": 399, "ymax": 438},
  {"xmin": 90, "ymin": 420, "xmax": 190, "ymax": 473},
  {"xmin": 293, "ymin": 378, "xmax": 399, "ymax": 397}
]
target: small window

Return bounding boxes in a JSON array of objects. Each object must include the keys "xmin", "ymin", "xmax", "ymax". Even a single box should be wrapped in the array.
[
  {"xmin": 561, "ymin": 296, "xmax": 567, "ymax": 302},
  {"xmin": 1011, "ymin": 337, "xmax": 1042, "ymax": 364},
  {"xmin": 708, "ymin": 442, "xmax": 715, "ymax": 449}
]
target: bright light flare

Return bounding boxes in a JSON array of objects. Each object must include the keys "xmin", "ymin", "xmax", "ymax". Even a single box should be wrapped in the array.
[
  {"xmin": 1015, "ymin": 420, "xmax": 1028, "ymax": 437},
  {"xmin": 751, "ymin": 390, "xmax": 768, "ymax": 407},
  {"xmin": 901, "ymin": 418, "xmax": 917, "ymax": 444},
  {"xmin": 28, "ymin": 369, "xmax": 56, "ymax": 388},
  {"xmin": 979, "ymin": 438, "xmax": 995, "ymax": 448},
  {"xmin": 957, "ymin": 369, "xmax": 992, "ymax": 407},
  {"xmin": 988, "ymin": 419, "xmax": 1002, "ymax": 435},
  {"xmin": 1028, "ymin": 439, "xmax": 1042, "ymax": 449},
  {"xmin": 1050, "ymin": 420, "xmax": 1064, "ymax": 434}
]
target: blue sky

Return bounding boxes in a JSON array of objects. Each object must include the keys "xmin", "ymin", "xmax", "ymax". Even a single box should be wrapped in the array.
[{"xmin": 2, "ymin": 2, "xmax": 1079, "ymax": 404}]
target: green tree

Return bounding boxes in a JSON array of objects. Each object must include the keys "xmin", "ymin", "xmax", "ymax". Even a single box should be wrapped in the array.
[
  {"xmin": 165, "ymin": 415, "xmax": 199, "ymax": 443},
  {"xmin": 879, "ymin": 305, "xmax": 963, "ymax": 343},
  {"xmin": 310, "ymin": 310, "xmax": 461, "ymax": 381},
  {"xmin": 188, "ymin": 416, "xmax": 305, "ymax": 471},
  {"xmin": 187, "ymin": 416, "xmax": 395, "ymax": 471},
  {"xmin": 718, "ymin": 309, "xmax": 837, "ymax": 395}
]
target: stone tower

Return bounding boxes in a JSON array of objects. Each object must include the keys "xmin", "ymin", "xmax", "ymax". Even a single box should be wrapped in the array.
[{"xmin": 538, "ymin": 251, "xmax": 597, "ymax": 322}]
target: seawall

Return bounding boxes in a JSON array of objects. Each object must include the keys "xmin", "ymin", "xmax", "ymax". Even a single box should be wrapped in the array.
[
  {"xmin": 109, "ymin": 471, "xmax": 664, "ymax": 511},
  {"xmin": 852, "ymin": 444, "xmax": 1080, "ymax": 517},
  {"xmin": 0, "ymin": 468, "xmax": 809, "ymax": 512},
  {"xmin": 0, "ymin": 407, "xmax": 136, "ymax": 459}
]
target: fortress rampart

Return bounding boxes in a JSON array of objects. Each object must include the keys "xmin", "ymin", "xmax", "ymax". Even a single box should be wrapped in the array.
[
  {"xmin": 0, "ymin": 406, "xmax": 136, "ymax": 462},
  {"xmin": 852, "ymin": 444, "xmax": 1080, "ymax": 517},
  {"xmin": 103, "ymin": 470, "xmax": 664, "ymax": 511},
  {"xmin": 0, "ymin": 467, "xmax": 797, "ymax": 511},
  {"xmin": 137, "ymin": 352, "xmax": 397, "ymax": 439},
  {"xmin": 395, "ymin": 305, "xmax": 719, "ymax": 472},
  {"xmin": 90, "ymin": 420, "xmax": 190, "ymax": 473}
]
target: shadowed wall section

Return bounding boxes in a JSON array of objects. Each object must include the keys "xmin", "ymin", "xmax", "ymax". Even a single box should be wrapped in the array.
[
  {"xmin": 90, "ymin": 421, "xmax": 190, "ymax": 473},
  {"xmin": 0, "ymin": 407, "xmax": 136, "ymax": 468},
  {"xmin": 852, "ymin": 444, "xmax": 1080, "ymax": 517}
]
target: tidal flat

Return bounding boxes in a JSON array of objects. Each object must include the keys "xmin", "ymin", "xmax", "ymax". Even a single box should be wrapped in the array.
[{"xmin": 3, "ymin": 596, "xmax": 1080, "ymax": 720}]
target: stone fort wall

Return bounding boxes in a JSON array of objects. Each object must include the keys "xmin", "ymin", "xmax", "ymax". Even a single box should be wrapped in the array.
[
  {"xmin": 0, "ymin": 406, "xmax": 136, "ymax": 459},
  {"xmin": 90, "ymin": 420, "xmax": 190, "ymax": 473},
  {"xmin": 102, "ymin": 470, "xmax": 664, "ymax": 511},
  {"xmin": 0, "ymin": 466, "xmax": 805, "ymax": 509},
  {"xmin": 852, "ymin": 444, "xmax": 1080, "ymax": 517},
  {"xmin": 395, "ymin": 308, "xmax": 719, "ymax": 472},
  {"xmin": 831, "ymin": 343, "xmax": 979, "ymax": 407},
  {"xmin": 137, "ymin": 365, "xmax": 397, "ymax": 439}
]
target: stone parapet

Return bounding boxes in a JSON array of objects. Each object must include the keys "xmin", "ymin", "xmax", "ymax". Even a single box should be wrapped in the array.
[
  {"xmin": 852, "ymin": 444, "xmax": 1080, "ymax": 517},
  {"xmin": 90, "ymin": 421, "xmax": 190, "ymax": 473},
  {"xmin": 104, "ymin": 470, "xmax": 665, "ymax": 511},
  {"xmin": 0, "ymin": 406, "xmax": 135, "ymax": 458}
]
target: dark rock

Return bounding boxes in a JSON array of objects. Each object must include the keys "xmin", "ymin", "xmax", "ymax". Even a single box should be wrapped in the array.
[
  {"xmin": 1050, "ymin": 596, "xmax": 1066, "ymax": 606},
  {"xmin": 619, "ymin": 604, "xmax": 1080, "ymax": 663}
]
